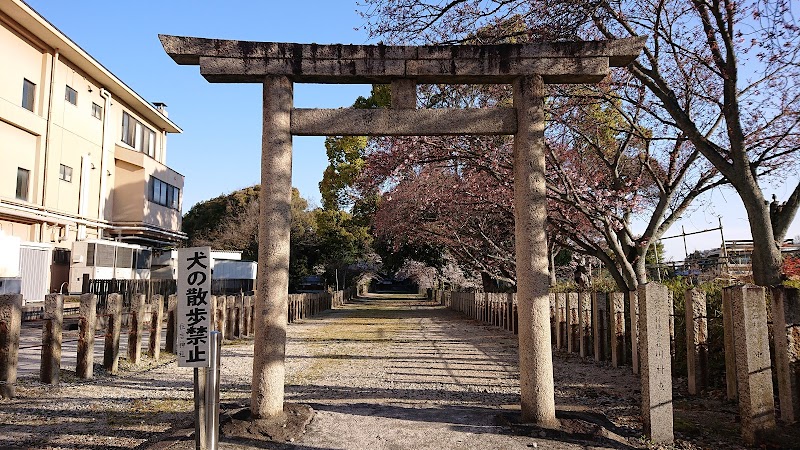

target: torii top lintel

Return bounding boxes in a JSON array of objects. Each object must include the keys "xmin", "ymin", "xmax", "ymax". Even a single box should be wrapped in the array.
[{"xmin": 159, "ymin": 35, "xmax": 646, "ymax": 85}]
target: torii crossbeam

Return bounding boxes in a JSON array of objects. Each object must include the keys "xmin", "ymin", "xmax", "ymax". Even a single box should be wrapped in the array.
[{"xmin": 160, "ymin": 34, "xmax": 646, "ymax": 426}]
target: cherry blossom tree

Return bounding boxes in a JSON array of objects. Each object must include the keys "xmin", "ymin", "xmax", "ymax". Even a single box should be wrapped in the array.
[{"xmin": 359, "ymin": 0, "xmax": 800, "ymax": 286}]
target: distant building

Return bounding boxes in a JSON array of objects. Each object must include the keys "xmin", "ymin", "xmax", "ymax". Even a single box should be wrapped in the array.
[
  {"xmin": 684, "ymin": 239, "xmax": 800, "ymax": 282},
  {"xmin": 0, "ymin": 0, "xmax": 184, "ymax": 302}
]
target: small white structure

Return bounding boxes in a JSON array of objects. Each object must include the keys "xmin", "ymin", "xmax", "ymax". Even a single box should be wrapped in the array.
[
  {"xmin": 0, "ymin": 233, "xmax": 22, "ymax": 297},
  {"xmin": 151, "ymin": 249, "xmax": 256, "ymax": 281},
  {"xmin": 68, "ymin": 240, "xmax": 152, "ymax": 293}
]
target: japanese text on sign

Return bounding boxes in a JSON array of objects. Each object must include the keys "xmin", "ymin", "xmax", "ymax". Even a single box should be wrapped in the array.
[{"xmin": 177, "ymin": 247, "xmax": 212, "ymax": 367}]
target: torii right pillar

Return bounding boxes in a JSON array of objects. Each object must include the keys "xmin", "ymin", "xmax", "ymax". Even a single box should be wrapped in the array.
[{"xmin": 513, "ymin": 75, "xmax": 557, "ymax": 426}]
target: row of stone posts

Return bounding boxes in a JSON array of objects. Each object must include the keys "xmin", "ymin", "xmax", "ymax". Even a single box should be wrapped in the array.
[
  {"xmin": 442, "ymin": 283, "xmax": 800, "ymax": 446},
  {"xmin": 0, "ymin": 289, "xmax": 354, "ymax": 398}
]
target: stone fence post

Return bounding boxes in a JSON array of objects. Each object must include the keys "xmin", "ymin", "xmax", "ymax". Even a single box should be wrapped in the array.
[
  {"xmin": 40, "ymin": 294, "xmax": 63, "ymax": 384},
  {"xmin": 226, "ymin": 295, "xmax": 236, "ymax": 338},
  {"xmin": 728, "ymin": 284, "xmax": 775, "ymax": 445},
  {"xmin": 234, "ymin": 295, "xmax": 244, "ymax": 338},
  {"xmin": 165, "ymin": 295, "xmax": 177, "ymax": 354},
  {"xmin": 770, "ymin": 286, "xmax": 799, "ymax": 424},
  {"xmin": 76, "ymin": 293, "xmax": 97, "ymax": 379},
  {"xmin": 628, "ymin": 290, "xmax": 639, "ymax": 374},
  {"xmin": 685, "ymin": 289, "xmax": 708, "ymax": 395},
  {"xmin": 103, "ymin": 293, "xmax": 123, "ymax": 374},
  {"xmin": 593, "ymin": 292, "xmax": 609, "ymax": 362},
  {"xmin": 638, "ymin": 282, "xmax": 673, "ymax": 444},
  {"xmin": 568, "ymin": 292, "xmax": 579, "ymax": 353},
  {"xmin": 722, "ymin": 288, "xmax": 738, "ymax": 400},
  {"xmin": 242, "ymin": 296, "xmax": 252, "ymax": 337},
  {"xmin": 579, "ymin": 291, "xmax": 592, "ymax": 358},
  {"xmin": 0, "ymin": 294, "xmax": 22, "ymax": 398},
  {"xmin": 128, "ymin": 294, "xmax": 146, "ymax": 365},
  {"xmin": 610, "ymin": 292, "xmax": 626, "ymax": 367},
  {"xmin": 556, "ymin": 293, "xmax": 566, "ymax": 350},
  {"xmin": 148, "ymin": 295, "xmax": 164, "ymax": 360},
  {"xmin": 549, "ymin": 293, "xmax": 556, "ymax": 347}
]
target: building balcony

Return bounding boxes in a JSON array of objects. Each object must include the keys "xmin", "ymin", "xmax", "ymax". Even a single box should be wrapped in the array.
[{"xmin": 109, "ymin": 145, "xmax": 186, "ymax": 247}]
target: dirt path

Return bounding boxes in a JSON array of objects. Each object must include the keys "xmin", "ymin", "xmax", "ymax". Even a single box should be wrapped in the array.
[
  {"xmin": 162, "ymin": 295, "xmax": 646, "ymax": 449},
  {"xmin": 4, "ymin": 294, "xmax": 771, "ymax": 449}
]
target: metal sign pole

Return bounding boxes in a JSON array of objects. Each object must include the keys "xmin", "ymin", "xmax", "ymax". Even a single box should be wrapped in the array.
[
  {"xmin": 194, "ymin": 368, "xmax": 207, "ymax": 450},
  {"xmin": 205, "ymin": 331, "xmax": 222, "ymax": 450}
]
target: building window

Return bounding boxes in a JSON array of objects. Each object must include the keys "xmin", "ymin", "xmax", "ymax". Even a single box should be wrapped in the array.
[
  {"xmin": 59, "ymin": 164, "xmax": 73, "ymax": 182},
  {"xmin": 134, "ymin": 249, "xmax": 152, "ymax": 269},
  {"xmin": 16, "ymin": 168, "xmax": 30, "ymax": 201},
  {"xmin": 149, "ymin": 177, "xmax": 180, "ymax": 210},
  {"xmin": 92, "ymin": 102, "xmax": 103, "ymax": 120},
  {"xmin": 65, "ymin": 85, "xmax": 77, "ymax": 105},
  {"xmin": 122, "ymin": 112, "xmax": 156, "ymax": 157},
  {"xmin": 22, "ymin": 79, "xmax": 35, "ymax": 111}
]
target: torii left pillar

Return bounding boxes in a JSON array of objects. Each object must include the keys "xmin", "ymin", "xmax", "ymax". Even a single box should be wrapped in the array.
[{"xmin": 252, "ymin": 75, "xmax": 293, "ymax": 418}]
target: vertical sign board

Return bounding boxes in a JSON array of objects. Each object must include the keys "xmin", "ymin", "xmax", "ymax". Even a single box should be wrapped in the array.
[{"xmin": 177, "ymin": 247, "xmax": 212, "ymax": 368}]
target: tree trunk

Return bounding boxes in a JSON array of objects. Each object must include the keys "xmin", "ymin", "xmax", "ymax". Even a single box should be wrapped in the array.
[
  {"xmin": 741, "ymin": 193, "xmax": 784, "ymax": 286},
  {"xmin": 634, "ymin": 248, "xmax": 649, "ymax": 286}
]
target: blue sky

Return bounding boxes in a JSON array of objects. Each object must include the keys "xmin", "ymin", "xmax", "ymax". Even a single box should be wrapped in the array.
[
  {"xmin": 25, "ymin": 0, "xmax": 798, "ymax": 261},
  {"xmin": 26, "ymin": 0, "xmax": 374, "ymax": 210}
]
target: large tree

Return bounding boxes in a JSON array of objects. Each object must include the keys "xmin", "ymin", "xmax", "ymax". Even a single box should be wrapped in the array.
[{"xmin": 360, "ymin": 0, "xmax": 800, "ymax": 286}]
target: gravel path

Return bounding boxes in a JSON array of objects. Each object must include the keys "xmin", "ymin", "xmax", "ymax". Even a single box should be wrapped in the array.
[{"xmin": 2, "ymin": 294, "xmax": 768, "ymax": 449}]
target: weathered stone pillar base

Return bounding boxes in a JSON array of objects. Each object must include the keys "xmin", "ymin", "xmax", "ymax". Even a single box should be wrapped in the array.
[
  {"xmin": 252, "ymin": 75, "xmax": 292, "ymax": 419},
  {"xmin": 685, "ymin": 289, "xmax": 708, "ymax": 395},
  {"xmin": 728, "ymin": 284, "xmax": 775, "ymax": 445},
  {"xmin": 771, "ymin": 286, "xmax": 800, "ymax": 424},
  {"xmin": 165, "ymin": 295, "xmax": 177, "ymax": 354},
  {"xmin": 40, "ymin": 294, "xmax": 64, "ymax": 384},
  {"xmin": 76, "ymin": 293, "xmax": 97, "ymax": 379},
  {"xmin": 610, "ymin": 292, "xmax": 627, "ymax": 367},
  {"xmin": 149, "ymin": 295, "xmax": 164, "ymax": 360},
  {"xmin": 103, "ymin": 293, "xmax": 123, "ymax": 374},
  {"xmin": 513, "ymin": 75, "xmax": 556, "ymax": 426},
  {"xmin": 128, "ymin": 294, "xmax": 146, "ymax": 365},
  {"xmin": 0, "ymin": 294, "xmax": 22, "ymax": 398},
  {"xmin": 638, "ymin": 283, "xmax": 673, "ymax": 444}
]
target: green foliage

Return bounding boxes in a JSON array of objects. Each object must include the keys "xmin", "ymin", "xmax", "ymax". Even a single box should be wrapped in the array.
[
  {"xmin": 320, "ymin": 136, "xmax": 368, "ymax": 210},
  {"xmin": 645, "ymin": 241, "xmax": 665, "ymax": 266},
  {"xmin": 352, "ymin": 84, "xmax": 391, "ymax": 109},
  {"xmin": 549, "ymin": 274, "xmax": 617, "ymax": 293},
  {"xmin": 785, "ymin": 279, "xmax": 800, "ymax": 289},
  {"xmin": 182, "ymin": 186, "xmax": 260, "ymax": 247},
  {"xmin": 183, "ymin": 186, "xmax": 372, "ymax": 292},
  {"xmin": 553, "ymin": 248, "xmax": 572, "ymax": 267},
  {"xmin": 319, "ymin": 85, "xmax": 390, "ymax": 210}
]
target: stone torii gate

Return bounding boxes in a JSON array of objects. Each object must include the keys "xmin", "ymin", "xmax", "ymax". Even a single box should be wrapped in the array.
[{"xmin": 160, "ymin": 34, "xmax": 645, "ymax": 426}]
